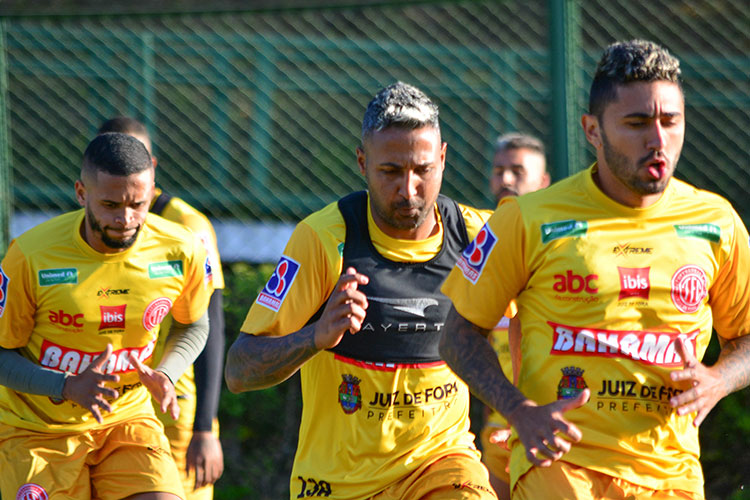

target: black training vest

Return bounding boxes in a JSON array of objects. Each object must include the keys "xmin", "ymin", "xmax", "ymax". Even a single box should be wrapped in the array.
[
  {"xmin": 150, "ymin": 191, "xmax": 173, "ymax": 216},
  {"xmin": 315, "ymin": 191, "xmax": 469, "ymax": 364}
]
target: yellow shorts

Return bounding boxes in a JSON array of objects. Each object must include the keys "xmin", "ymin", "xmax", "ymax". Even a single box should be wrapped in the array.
[
  {"xmin": 513, "ymin": 461, "xmax": 704, "ymax": 500},
  {"xmin": 479, "ymin": 425, "xmax": 510, "ymax": 484},
  {"xmin": 0, "ymin": 415, "xmax": 185, "ymax": 500},
  {"xmin": 156, "ymin": 394, "xmax": 220, "ymax": 500},
  {"xmin": 371, "ymin": 452, "xmax": 498, "ymax": 500}
]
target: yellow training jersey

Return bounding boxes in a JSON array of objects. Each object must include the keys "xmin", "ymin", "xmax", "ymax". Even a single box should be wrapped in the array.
[
  {"xmin": 442, "ymin": 164, "xmax": 750, "ymax": 493},
  {"xmin": 150, "ymin": 189, "xmax": 224, "ymax": 406},
  {"xmin": 0, "ymin": 210, "xmax": 212, "ymax": 433},
  {"xmin": 241, "ymin": 195, "xmax": 491, "ymax": 500}
]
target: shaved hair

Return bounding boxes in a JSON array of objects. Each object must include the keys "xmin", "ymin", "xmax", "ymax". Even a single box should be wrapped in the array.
[
  {"xmin": 81, "ymin": 132, "xmax": 153, "ymax": 183},
  {"xmin": 97, "ymin": 116, "xmax": 149, "ymax": 138}
]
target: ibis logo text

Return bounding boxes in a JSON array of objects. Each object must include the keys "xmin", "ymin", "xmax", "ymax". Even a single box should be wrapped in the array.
[
  {"xmin": 618, "ymin": 267, "xmax": 650, "ymax": 300},
  {"xmin": 99, "ymin": 305, "xmax": 126, "ymax": 331}
]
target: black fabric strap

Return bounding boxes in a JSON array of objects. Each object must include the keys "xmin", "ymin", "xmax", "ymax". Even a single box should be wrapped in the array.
[{"xmin": 151, "ymin": 191, "xmax": 173, "ymax": 216}]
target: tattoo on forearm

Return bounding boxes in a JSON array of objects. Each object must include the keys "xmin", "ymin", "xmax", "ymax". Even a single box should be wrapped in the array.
[
  {"xmin": 227, "ymin": 325, "xmax": 319, "ymax": 391},
  {"xmin": 716, "ymin": 335, "xmax": 750, "ymax": 395},
  {"xmin": 441, "ymin": 309, "xmax": 526, "ymax": 420}
]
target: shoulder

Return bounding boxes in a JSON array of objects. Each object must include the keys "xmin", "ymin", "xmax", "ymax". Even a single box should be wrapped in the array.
[
  {"xmin": 144, "ymin": 213, "xmax": 202, "ymax": 252},
  {"xmin": 669, "ymin": 177, "xmax": 736, "ymax": 211},
  {"xmin": 12, "ymin": 211, "xmax": 82, "ymax": 258},
  {"xmin": 161, "ymin": 196, "xmax": 215, "ymax": 234},
  {"xmin": 454, "ymin": 202, "xmax": 493, "ymax": 240},
  {"xmin": 297, "ymin": 200, "xmax": 346, "ymax": 246}
]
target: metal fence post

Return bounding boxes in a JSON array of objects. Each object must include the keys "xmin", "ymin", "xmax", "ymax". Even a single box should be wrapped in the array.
[
  {"xmin": 0, "ymin": 18, "xmax": 11, "ymax": 256},
  {"xmin": 548, "ymin": 0, "xmax": 582, "ymax": 180}
]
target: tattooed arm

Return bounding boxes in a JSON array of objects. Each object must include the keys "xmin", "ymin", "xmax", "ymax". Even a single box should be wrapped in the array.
[
  {"xmin": 670, "ymin": 334, "xmax": 750, "ymax": 427},
  {"xmin": 225, "ymin": 268, "xmax": 369, "ymax": 393},
  {"xmin": 440, "ymin": 306, "xmax": 589, "ymax": 467}
]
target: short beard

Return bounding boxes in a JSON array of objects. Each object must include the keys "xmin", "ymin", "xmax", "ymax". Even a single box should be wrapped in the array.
[
  {"xmin": 601, "ymin": 128, "xmax": 670, "ymax": 196},
  {"xmin": 86, "ymin": 206, "xmax": 139, "ymax": 250},
  {"xmin": 373, "ymin": 198, "xmax": 430, "ymax": 231}
]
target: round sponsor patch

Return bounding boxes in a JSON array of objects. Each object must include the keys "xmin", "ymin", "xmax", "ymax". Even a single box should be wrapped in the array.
[
  {"xmin": 16, "ymin": 483, "xmax": 48, "ymax": 500},
  {"xmin": 142, "ymin": 297, "xmax": 173, "ymax": 331},
  {"xmin": 671, "ymin": 265, "xmax": 707, "ymax": 313}
]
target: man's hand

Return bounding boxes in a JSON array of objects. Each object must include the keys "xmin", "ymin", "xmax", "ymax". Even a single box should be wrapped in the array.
[
  {"xmin": 128, "ymin": 352, "xmax": 179, "ymax": 419},
  {"xmin": 487, "ymin": 425, "xmax": 513, "ymax": 451},
  {"xmin": 506, "ymin": 389, "xmax": 589, "ymax": 467},
  {"xmin": 669, "ymin": 338, "xmax": 725, "ymax": 427},
  {"xmin": 186, "ymin": 431, "xmax": 224, "ymax": 490},
  {"xmin": 62, "ymin": 343, "xmax": 120, "ymax": 423},
  {"xmin": 313, "ymin": 267, "xmax": 369, "ymax": 350}
]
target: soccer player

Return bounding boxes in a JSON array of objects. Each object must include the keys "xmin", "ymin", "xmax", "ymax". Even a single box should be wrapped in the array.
[
  {"xmin": 225, "ymin": 82, "xmax": 497, "ymax": 500},
  {"xmin": 481, "ymin": 133, "xmax": 550, "ymax": 500},
  {"xmin": 440, "ymin": 39, "xmax": 750, "ymax": 499},
  {"xmin": 488, "ymin": 133, "xmax": 550, "ymax": 203},
  {"xmin": 0, "ymin": 132, "xmax": 212, "ymax": 500},
  {"xmin": 98, "ymin": 117, "xmax": 225, "ymax": 499}
]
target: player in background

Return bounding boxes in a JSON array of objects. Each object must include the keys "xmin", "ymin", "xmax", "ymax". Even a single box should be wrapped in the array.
[
  {"xmin": 481, "ymin": 133, "xmax": 550, "ymax": 500},
  {"xmin": 0, "ymin": 132, "xmax": 212, "ymax": 499},
  {"xmin": 440, "ymin": 39, "xmax": 750, "ymax": 499},
  {"xmin": 225, "ymin": 82, "xmax": 498, "ymax": 500},
  {"xmin": 98, "ymin": 117, "xmax": 225, "ymax": 499}
]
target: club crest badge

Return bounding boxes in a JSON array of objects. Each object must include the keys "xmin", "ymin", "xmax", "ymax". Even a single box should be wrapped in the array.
[
  {"xmin": 557, "ymin": 366, "xmax": 587, "ymax": 400},
  {"xmin": 337, "ymin": 374, "xmax": 362, "ymax": 414}
]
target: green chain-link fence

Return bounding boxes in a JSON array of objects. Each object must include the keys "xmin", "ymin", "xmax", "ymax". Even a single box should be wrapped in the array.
[
  {"xmin": 3, "ymin": 1, "xmax": 746, "ymax": 262},
  {"xmin": 1, "ymin": 1, "xmax": 748, "ymax": 498}
]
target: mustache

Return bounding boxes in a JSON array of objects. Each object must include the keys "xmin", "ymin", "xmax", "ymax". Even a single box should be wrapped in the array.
[{"xmin": 393, "ymin": 199, "xmax": 423, "ymax": 210}]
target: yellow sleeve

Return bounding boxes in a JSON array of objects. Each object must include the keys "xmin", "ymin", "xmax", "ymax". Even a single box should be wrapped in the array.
[
  {"xmin": 162, "ymin": 200, "xmax": 225, "ymax": 289},
  {"xmin": 241, "ymin": 220, "xmax": 338, "ymax": 337},
  {"xmin": 442, "ymin": 198, "xmax": 528, "ymax": 330},
  {"xmin": 169, "ymin": 232, "xmax": 213, "ymax": 325},
  {"xmin": 458, "ymin": 203, "xmax": 493, "ymax": 240},
  {"xmin": 708, "ymin": 209, "xmax": 750, "ymax": 340},
  {"xmin": 0, "ymin": 241, "xmax": 36, "ymax": 349}
]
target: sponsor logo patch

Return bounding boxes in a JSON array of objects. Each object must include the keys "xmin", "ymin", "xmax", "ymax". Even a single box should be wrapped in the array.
[
  {"xmin": 367, "ymin": 297, "xmax": 439, "ymax": 318},
  {"xmin": 553, "ymin": 270, "xmax": 598, "ymax": 294},
  {"xmin": 674, "ymin": 223, "xmax": 720, "ymax": 242},
  {"xmin": 97, "ymin": 287, "xmax": 129, "ymax": 299},
  {"xmin": 613, "ymin": 242, "xmax": 653, "ymax": 257},
  {"xmin": 549, "ymin": 321, "xmax": 698, "ymax": 367},
  {"xmin": 16, "ymin": 483, "xmax": 49, "ymax": 500},
  {"xmin": 0, "ymin": 265, "xmax": 9, "ymax": 317},
  {"xmin": 143, "ymin": 297, "xmax": 173, "ymax": 331},
  {"xmin": 39, "ymin": 339, "xmax": 155, "ymax": 375},
  {"xmin": 338, "ymin": 374, "xmax": 362, "ymax": 414},
  {"xmin": 49, "ymin": 309, "xmax": 84, "ymax": 329},
  {"xmin": 38, "ymin": 268, "xmax": 77, "ymax": 286},
  {"xmin": 671, "ymin": 265, "xmax": 707, "ymax": 313},
  {"xmin": 618, "ymin": 267, "xmax": 650, "ymax": 300},
  {"xmin": 541, "ymin": 220, "xmax": 587, "ymax": 244},
  {"xmin": 257, "ymin": 256, "xmax": 300, "ymax": 312},
  {"xmin": 456, "ymin": 223, "xmax": 497, "ymax": 284},
  {"xmin": 148, "ymin": 260, "xmax": 183, "ymax": 279},
  {"xmin": 557, "ymin": 366, "xmax": 587, "ymax": 400},
  {"xmin": 99, "ymin": 304, "xmax": 126, "ymax": 331}
]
